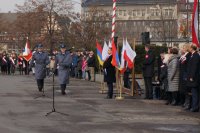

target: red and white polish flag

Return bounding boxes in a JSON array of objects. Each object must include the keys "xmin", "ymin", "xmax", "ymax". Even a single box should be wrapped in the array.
[{"xmin": 192, "ymin": 0, "xmax": 200, "ymax": 47}]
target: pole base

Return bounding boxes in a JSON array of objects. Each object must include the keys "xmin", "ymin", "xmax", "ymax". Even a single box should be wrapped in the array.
[{"xmin": 115, "ymin": 96, "xmax": 124, "ymax": 100}]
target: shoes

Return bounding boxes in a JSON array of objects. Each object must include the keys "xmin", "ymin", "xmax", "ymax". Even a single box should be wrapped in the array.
[
  {"xmin": 61, "ymin": 91, "xmax": 66, "ymax": 95},
  {"xmin": 190, "ymin": 108, "xmax": 199, "ymax": 112},
  {"xmin": 105, "ymin": 96, "xmax": 112, "ymax": 99},
  {"xmin": 184, "ymin": 106, "xmax": 191, "ymax": 111},
  {"xmin": 38, "ymin": 88, "xmax": 42, "ymax": 92},
  {"xmin": 165, "ymin": 101, "xmax": 171, "ymax": 105},
  {"xmin": 171, "ymin": 101, "xmax": 178, "ymax": 106}
]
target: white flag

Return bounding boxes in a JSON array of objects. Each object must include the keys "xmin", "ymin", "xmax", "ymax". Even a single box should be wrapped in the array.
[{"xmin": 102, "ymin": 41, "xmax": 109, "ymax": 61}]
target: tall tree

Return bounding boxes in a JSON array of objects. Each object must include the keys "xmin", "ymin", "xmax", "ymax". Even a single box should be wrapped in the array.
[{"xmin": 16, "ymin": 0, "xmax": 74, "ymax": 52}]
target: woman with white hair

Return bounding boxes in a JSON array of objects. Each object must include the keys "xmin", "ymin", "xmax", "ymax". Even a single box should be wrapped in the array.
[{"xmin": 167, "ymin": 47, "xmax": 180, "ymax": 106}]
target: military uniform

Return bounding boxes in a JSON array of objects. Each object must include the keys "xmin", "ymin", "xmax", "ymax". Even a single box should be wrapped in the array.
[
  {"xmin": 30, "ymin": 44, "xmax": 50, "ymax": 92},
  {"xmin": 55, "ymin": 44, "xmax": 72, "ymax": 95}
]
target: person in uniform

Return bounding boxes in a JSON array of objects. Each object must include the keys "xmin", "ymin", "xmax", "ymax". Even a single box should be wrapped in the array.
[
  {"xmin": 18, "ymin": 54, "xmax": 24, "ymax": 75},
  {"xmin": 54, "ymin": 44, "xmax": 72, "ymax": 95},
  {"xmin": 103, "ymin": 48, "xmax": 116, "ymax": 99},
  {"xmin": 10, "ymin": 52, "xmax": 17, "ymax": 75},
  {"xmin": 29, "ymin": 44, "xmax": 50, "ymax": 92}
]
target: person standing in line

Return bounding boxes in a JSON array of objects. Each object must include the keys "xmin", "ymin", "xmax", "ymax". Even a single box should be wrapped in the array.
[
  {"xmin": 186, "ymin": 44, "xmax": 200, "ymax": 112},
  {"xmin": 87, "ymin": 51, "xmax": 96, "ymax": 81},
  {"xmin": 167, "ymin": 47, "xmax": 180, "ymax": 106},
  {"xmin": 142, "ymin": 44, "xmax": 155, "ymax": 99},
  {"xmin": 54, "ymin": 44, "xmax": 72, "ymax": 95},
  {"xmin": 179, "ymin": 44, "xmax": 191, "ymax": 107},
  {"xmin": 82, "ymin": 55, "xmax": 87, "ymax": 80},
  {"xmin": 10, "ymin": 52, "xmax": 17, "ymax": 75},
  {"xmin": 103, "ymin": 48, "xmax": 116, "ymax": 99},
  {"xmin": 29, "ymin": 44, "xmax": 50, "ymax": 92},
  {"xmin": 1, "ymin": 51, "xmax": 8, "ymax": 75},
  {"xmin": 18, "ymin": 54, "xmax": 24, "ymax": 75}
]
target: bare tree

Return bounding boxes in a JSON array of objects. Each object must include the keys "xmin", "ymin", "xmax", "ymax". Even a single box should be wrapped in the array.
[
  {"xmin": 16, "ymin": 0, "xmax": 74, "ymax": 52},
  {"xmin": 69, "ymin": 7, "xmax": 110, "ymax": 50}
]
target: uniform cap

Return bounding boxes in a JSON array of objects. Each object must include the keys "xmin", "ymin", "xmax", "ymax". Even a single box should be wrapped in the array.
[
  {"xmin": 37, "ymin": 44, "xmax": 43, "ymax": 48},
  {"xmin": 60, "ymin": 44, "xmax": 66, "ymax": 48}
]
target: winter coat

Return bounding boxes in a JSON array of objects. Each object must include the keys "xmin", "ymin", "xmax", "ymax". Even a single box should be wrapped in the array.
[
  {"xmin": 55, "ymin": 51, "xmax": 72, "ymax": 85},
  {"xmin": 167, "ymin": 55, "xmax": 180, "ymax": 92},
  {"xmin": 186, "ymin": 52, "xmax": 200, "ymax": 88},
  {"xmin": 103, "ymin": 55, "xmax": 116, "ymax": 83},
  {"xmin": 87, "ymin": 55, "xmax": 96, "ymax": 67},
  {"xmin": 142, "ymin": 50, "xmax": 155, "ymax": 78},
  {"xmin": 30, "ymin": 51, "xmax": 50, "ymax": 79}
]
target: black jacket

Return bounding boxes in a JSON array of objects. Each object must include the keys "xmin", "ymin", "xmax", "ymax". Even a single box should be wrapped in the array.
[
  {"xmin": 103, "ymin": 55, "xmax": 116, "ymax": 83},
  {"xmin": 87, "ymin": 55, "xmax": 95, "ymax": 67},
  {"xmin": 186, "ymin": 52, "xmax": 200, "ymax": 88},
  {"xmin": 142, "ymin": 50, "xmax": 155, "ymax": 78}
]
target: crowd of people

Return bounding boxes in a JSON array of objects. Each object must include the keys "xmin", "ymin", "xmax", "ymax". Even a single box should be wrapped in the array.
[
  {"xmin": 143, "ymin": 43, "xmax": 200, "ymax": 112},
  {"xmin": 0, "ymin": 43, "xmax": 199, "ymax": 112},
  {"xmin": 0, "ymin": 50, "xmax": 30, "ymax": 75}
]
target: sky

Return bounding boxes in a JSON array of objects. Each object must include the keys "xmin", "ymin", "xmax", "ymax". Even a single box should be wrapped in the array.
[
  {"xmin": 0, "ymin": 0, "xmax": 81, "ymax": 13},
  {"xmin": 0, "ymin": 0, "xmax": 196, "ymax": 13}
]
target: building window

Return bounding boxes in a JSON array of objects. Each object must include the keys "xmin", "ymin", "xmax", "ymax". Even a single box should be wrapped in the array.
[
  {"xmin": 132, "ymin": 10, "xmax": 136, "ymax": 16},
  {"xmin": 124, "ymin": 10, "xmax": 127, "ymax": 16},
  {"xmin": 142, "ymin": 10, "xmax": 145, "ymax": 16},
  {"xmin": 119, "ymin": 10, "xmax": 122, "ymax": 15},
  {"xmin": 137, "ymin": 10, "xmax": 141, "ymax": 16}
]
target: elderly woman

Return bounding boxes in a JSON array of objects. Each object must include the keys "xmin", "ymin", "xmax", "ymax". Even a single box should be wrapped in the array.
[
  {"xmin": 167, "ymin": 47, "xmax": 180, "ymax": 106},
  {"xmin": 179, "ymin": 44, "xmax": 191, "ymax": 107}
]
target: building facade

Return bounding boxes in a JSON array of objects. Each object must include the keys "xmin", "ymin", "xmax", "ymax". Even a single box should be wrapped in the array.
[{"xmin": 81, "ymin": 0, "xmax": 192, "ymax": 45}]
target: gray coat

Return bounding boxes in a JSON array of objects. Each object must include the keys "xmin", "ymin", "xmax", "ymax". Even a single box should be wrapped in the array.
[
  {"xmin": 55, "ymin": 51, "xmax": 72, "ymax": 85},
  {"xmin": 30, "ymin": 52, "xmax": 50, "ymax": 79},
  {"xmin": 167, "ymin": 55, "xmax": 179, "ymax": 92}
]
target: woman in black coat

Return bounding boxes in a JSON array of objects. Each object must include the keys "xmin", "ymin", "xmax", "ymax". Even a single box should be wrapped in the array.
[{"xmin": 103, "ymin": 48, "xmax": 116, "ymax": 99}]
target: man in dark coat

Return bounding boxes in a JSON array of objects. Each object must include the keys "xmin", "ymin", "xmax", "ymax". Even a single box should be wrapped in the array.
[
  {"xmin": 29, "ymin": 44, "xmax": 50, "ymax": 92},
  {"xmin": 54, "ymin": 44, "xmax": 72, "ymax": 95},
  {"xmin": 142, "ymin": 44, "xmax": 155, "ymax": 99},
  {"xmin": 87, "ymin": 51, "xmax": 96, "ymax": 81},
  {"xmin": 186, "ymin": 44, "xmax": 200, "ymax": 112},
  {"xmin": 103, "ymin": 48, "xmax": 116, "ymax": 99}
]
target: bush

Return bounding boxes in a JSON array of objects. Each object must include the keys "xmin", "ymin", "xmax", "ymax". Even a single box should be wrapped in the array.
[{"xmin": 135, "ymin": 45, "xmax": 167, "ymax": 74}]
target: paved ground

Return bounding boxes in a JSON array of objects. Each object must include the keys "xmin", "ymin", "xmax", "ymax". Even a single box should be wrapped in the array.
[{"xmin": 0, "ymin": 75, "xmax": 199, "ymax": 133}]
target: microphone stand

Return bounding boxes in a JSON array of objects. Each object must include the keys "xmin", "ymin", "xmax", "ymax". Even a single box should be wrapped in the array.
[{"xmin": 46, "ymin": 72, "xmax": 69, "ymax": 116}]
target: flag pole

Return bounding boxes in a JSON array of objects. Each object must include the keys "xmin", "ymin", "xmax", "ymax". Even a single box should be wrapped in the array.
[
  {"xmin": 99, "ymin": 64, "xmax": 106, "ymax": 94},
  {"xmin": 131, "ymin": 38, "xmax": 136, "ymax": 96},
  {"xmin": 198, "ymin": 0, "xmax": 199, "ymax": 42}
]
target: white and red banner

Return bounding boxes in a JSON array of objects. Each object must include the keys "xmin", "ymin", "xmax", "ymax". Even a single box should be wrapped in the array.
[
  {"xmin": 23, "ymin": 38, "xmax": 32, "ymax": 61},
  {"xmin": 124, "ymin": 39, "xmax": 136, "ymax": 69},
  {"xmin": 192, "ymin": 0, "xmax": 200, "ymax": 47},
  {"xmin": 120, "ymin": 38, "xmax": 137, "ymax": 73}
]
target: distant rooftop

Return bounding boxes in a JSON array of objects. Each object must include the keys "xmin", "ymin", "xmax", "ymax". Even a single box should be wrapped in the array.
[
  {"xmin": 0, "ymin": 12, "xmax": 18, "ymax": 23},
  {"xmin": 82, "ymin": 0, "xmax": 177, "ymax": 7}
]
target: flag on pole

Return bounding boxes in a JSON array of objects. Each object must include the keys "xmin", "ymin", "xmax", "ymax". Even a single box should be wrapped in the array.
[
  {"xmin": 120, "ymin": 39, "xmax": 126, "ymax": 73},
  {"xmin": 108, "ymin": 40, "xmax": 112, "ymax": 48},
  {"xmin": 111, "ymin": 40, "xmax": 120, "ymax": 68},
  {"xmin": 192, "ymin": 0, "xmax": 200, "ymax": 47},
  {"xmin": 96, "ymin": 41, "xmax": 104, "ymax": 66},
  {"xmin": 23, "ymin": 38, "xmax": 32, "ymax": 61},
  {"xmin": 102, "ymin": 41, "xmax": 109, "ymax": 61},
  {"xmin": 124, "ymin": 39, "xmax": 136, "ymax": 69}
]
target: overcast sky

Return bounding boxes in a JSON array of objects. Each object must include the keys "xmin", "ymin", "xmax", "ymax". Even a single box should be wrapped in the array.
[
  {"xmin": 0, "ymin": 0, "xmax": 196, "ymax": 13},
  {"xmin": 0, "ymin": 0, "xmax": 81, "ymax": 13}
]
